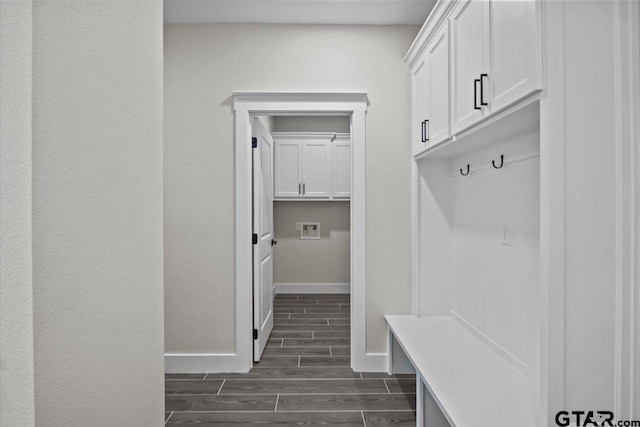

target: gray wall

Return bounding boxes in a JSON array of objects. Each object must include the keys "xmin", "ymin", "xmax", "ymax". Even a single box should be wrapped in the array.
[
  {"xmin": 1, "ymin": 1, "xmax": 35, "ymax": 425},
  {"xmin": 273, "ymin": 116, "xmax": 351, "ymax": 133},
  {"xmin": 164, "ymin": 23, "xmax": 417, "ymax": 354},
  {"xmin": 29, "ymin": 1, "xmax": 165, "ymax": 425},
  {"xmin": 274, "ymin": 201, "xmax": 350, "ymax": 284}
]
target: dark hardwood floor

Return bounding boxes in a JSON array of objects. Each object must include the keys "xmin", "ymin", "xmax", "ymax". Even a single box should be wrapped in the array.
[{"xmin": 165, "ymin": 293, "xmax": 416, "ymax": 425}]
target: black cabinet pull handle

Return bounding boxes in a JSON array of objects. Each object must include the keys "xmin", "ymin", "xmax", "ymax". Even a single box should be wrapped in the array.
[
  {"xmin": 421, "ymin": 120, "xmax": 426, "ymax": 143},
  {"xmin": 480, "ymin": 73, "xmax": 488, "ymax": 106},
  {"xmin": 425, "ymin": 119, "xmax": 429, "ymax": 142},
  {"xmin": 303, "ymin": 183, "xmax": 305, "ymax": 195},
  {"xmin": 298, "ymin": 183, "xmax": 301, "ymax": 195},
  {"xmin": 474, "ymin": 79, "xmax": 481, "ymax": 110}
]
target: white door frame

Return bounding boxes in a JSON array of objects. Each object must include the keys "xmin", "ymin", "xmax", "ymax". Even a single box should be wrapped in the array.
[{"xmin": 233, "ymin": 92, "xmax": 370, "ymax": 373}]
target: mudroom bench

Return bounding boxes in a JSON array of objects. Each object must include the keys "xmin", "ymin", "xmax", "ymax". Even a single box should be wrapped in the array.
[{"xmin": 385, "ymin": 315, "xmax": 537, "ymax": 427}]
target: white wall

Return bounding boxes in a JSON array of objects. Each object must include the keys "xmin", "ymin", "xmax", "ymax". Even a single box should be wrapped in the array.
[
  {"xmin": 561, "ymin": 0, "xmax": 617, "ymax": 410},
  {"xmin": 164, "ymin": 23, "xmax": 417, "ymax": 354},
  {"xmin": 450, "ymin": 135, "xmax": 540, "ymax": 374},
  {"xmin": 0, "ymin": 1, "xmax": 35, "ymax": 425},
  {"xmin": 29, "ymin": 1, "xmax": 165, "ymax": 425},
  {"xmin": 274, "ymin": 201, "xmax": 350, "ymax": 284}
]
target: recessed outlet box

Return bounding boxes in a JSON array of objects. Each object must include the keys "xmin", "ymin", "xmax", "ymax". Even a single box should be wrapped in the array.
[{"xmin": 300, "ymin": 222, "xmax": 320, "ymax": 240}]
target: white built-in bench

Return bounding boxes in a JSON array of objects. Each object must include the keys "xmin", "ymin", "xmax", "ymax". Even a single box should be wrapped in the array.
[{"xmin": 385, "ymin": 315, "xmax": 537, "ymax": 427}]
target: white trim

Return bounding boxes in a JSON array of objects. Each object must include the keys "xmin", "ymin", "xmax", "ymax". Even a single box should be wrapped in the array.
[
  {"xmin": 274, "ymin": 283, "xmax": 350, "ymax": 295},
  {"xmin": 164, "ymin": 354, "xmax": 241, "ymax": 374},
  {"xmin": 356, "ymin": 353, "xmax": 388, "ymax": 373},
  {"xmin": 539, "ymin": 0, "xmax": 566, "ymax": 424},
  {"xmin": 233, "ymin": 92, "xmax": 369, "ymax": 373},
  {"xmin": 451, "ymin": 311, "xmax": 536, "ymax": 380},
  {"xmin": 613, "ymin": 0, "xmax": 640, "ymax": 418},
  {"xmin": 404, "ymin": 0, "xmax": 457, "ymax": 67},
  {"xmin": 271, "ymin": 132, "xmax": 350, "ymax": 140},
  {"xmin": 233, "ymin": 92, "xmax": 369, "ymax": 105},
  {"xmin": 410, "ymin": 159, "xmax": 420, "ymax": 317}
]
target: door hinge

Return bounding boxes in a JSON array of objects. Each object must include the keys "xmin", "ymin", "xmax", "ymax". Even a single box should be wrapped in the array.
[
  {"xmin": 253, "ymin": 329, "xmax": 258, "ymax": 340},
  {"xmin": 252, "ymin": 233, "xmax": 258, "ymax": 244},
  {"xmin": 252, "ymin": 137, "xmax": 257, "ymax": 148}
]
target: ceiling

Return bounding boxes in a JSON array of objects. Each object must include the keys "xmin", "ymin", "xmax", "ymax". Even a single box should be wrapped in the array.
[{"xmin": 164, "ymin": 0, "xmax": 437, "ymax": 25}]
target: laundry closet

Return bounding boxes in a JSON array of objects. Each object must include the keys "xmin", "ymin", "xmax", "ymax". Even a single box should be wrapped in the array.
[{"xmin": 256, "ymin": 115, "xmax": 352, "ymax": 297}]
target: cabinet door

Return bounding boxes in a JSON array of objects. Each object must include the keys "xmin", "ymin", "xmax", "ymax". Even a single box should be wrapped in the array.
[
  {"xmin": 302, "ymin": 141, "xmax": 331, "ymax": 198},
  {"xmin": 332, "ymin": 138, "xmax": 351, "ymax": 198},
  {"xmin": 411, "ymin": 52, "xmax": 430, "ymax": 153},
  {"xmin": 426, "ymin": 24, "xmax": 451, "ymax": 147},
  {"xmin": 274, "ymin": 141, "xmax": 301, "ymax": 198},
  {"xmin": 450, "ymin": 0, "xmax": 488, "ymax": 134},
  {"xmin": 487, "ymin": 0, "xmax": 541, "ymax": 112}
]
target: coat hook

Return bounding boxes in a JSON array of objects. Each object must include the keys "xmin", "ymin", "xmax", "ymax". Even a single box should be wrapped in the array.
[
  {"xmin": 460, "ymin": 164, "xmax": 470, "ymax": 176},
  {"xmin": 492, "ymin": 154, "xmax": 504, "ymax": 169}
]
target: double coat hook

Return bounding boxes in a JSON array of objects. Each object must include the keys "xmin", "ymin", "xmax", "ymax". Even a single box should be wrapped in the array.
[{"xmin": 459, "ymin": 155, "xmax": 503, "ymax": 177}]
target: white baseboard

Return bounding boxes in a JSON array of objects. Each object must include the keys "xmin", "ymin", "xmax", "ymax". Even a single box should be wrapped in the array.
[
  {"xmin": 353, "ymin": 352, "xmax": 388, "ymax": 373},
  {"xmin": 165, "ymin": 353, "xmax": 247, "ymax": 374},
  {"xmin": 274, "ymin": 283, "xmax": 350, "ymax": 294}
]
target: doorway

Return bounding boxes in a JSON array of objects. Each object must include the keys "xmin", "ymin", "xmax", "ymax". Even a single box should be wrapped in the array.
[
  {"xmin": 233, "ymin": 93, "xmax": 370, "ymax": 372},
  {"xmin": 252, "ymin": 115, "xmax": 352, "ymax": 362}
]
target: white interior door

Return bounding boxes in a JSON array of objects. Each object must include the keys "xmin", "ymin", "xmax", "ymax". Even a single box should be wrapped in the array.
[{"xmin": 252, "ymin": 118, "xmax": 274, "ymax": 362}]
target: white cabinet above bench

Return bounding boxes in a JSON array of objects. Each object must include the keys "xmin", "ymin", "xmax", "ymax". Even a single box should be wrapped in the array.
[
  {"xmin": 407, "ymin": 0, "xmax": 542, "ymax": 156},
  {"xmin": 273, "ymin": 132, "xmax": 351, "ymax": 201}
]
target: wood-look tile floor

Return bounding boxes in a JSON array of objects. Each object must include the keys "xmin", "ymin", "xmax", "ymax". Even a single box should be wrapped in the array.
[{"xmin": 165, "ymin": 294, "xmax": 416, "ymax": 426}]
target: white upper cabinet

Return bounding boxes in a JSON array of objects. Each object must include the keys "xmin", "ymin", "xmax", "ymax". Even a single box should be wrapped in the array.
[
  {"xmin": 451, "ymin": 0, "xmax": 541, "ymax": 133},
  {"xmin": 332, "ymin": 136, "xmax": 351, "ymax": 198},
  {"xmin": 301, "ymin": 140, "xmax": 331, "ymax": 198},
  {"xmin": 411, "ymin": 52, "xmax": 430, "ymax": 152},
  {"xmin": 407, "ymin": 0, "xmax": 541, "ymax": 148},
  {"xmin": 412, "ymin": 23, "xmax": 451, "ymax": 155},
  {"xmin": 274, "ymin": 141, "xmax": 302, "ymax": 198},
  {"xmin": 425, "ymin": 24, "xmax": 451, "ymax": 148},
  {"xmin": 450, "ymin": 0, "xmax": 488, "ymax": 134},
  {"xmin": 488, "ymin": 0, "xmax": 541, "ymax": 112},
  {"xmin": 273, "ymin": 133, "xmax": 350, "ymax": 200}
]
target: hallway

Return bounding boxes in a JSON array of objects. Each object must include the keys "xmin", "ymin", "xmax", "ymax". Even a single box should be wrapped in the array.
[{"xmin": 164, "ymin": 294, "xmax": 416, "ymax": 425}]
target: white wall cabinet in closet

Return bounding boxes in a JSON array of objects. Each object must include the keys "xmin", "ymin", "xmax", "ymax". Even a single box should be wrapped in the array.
[
  {"xmin": 301, "ymin": 140, "xmax": 331, "ymax": 198},
  {"xmin": 273, "ymin": 133, "xmax": 350, "ymax": 200},
  {"xmin": 332, "ymin": 135, "xmax": 351, "ymax": 198},
  {"xmin": 274, "ymin": 141, "xmax": 303, "ymax": 198}
]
